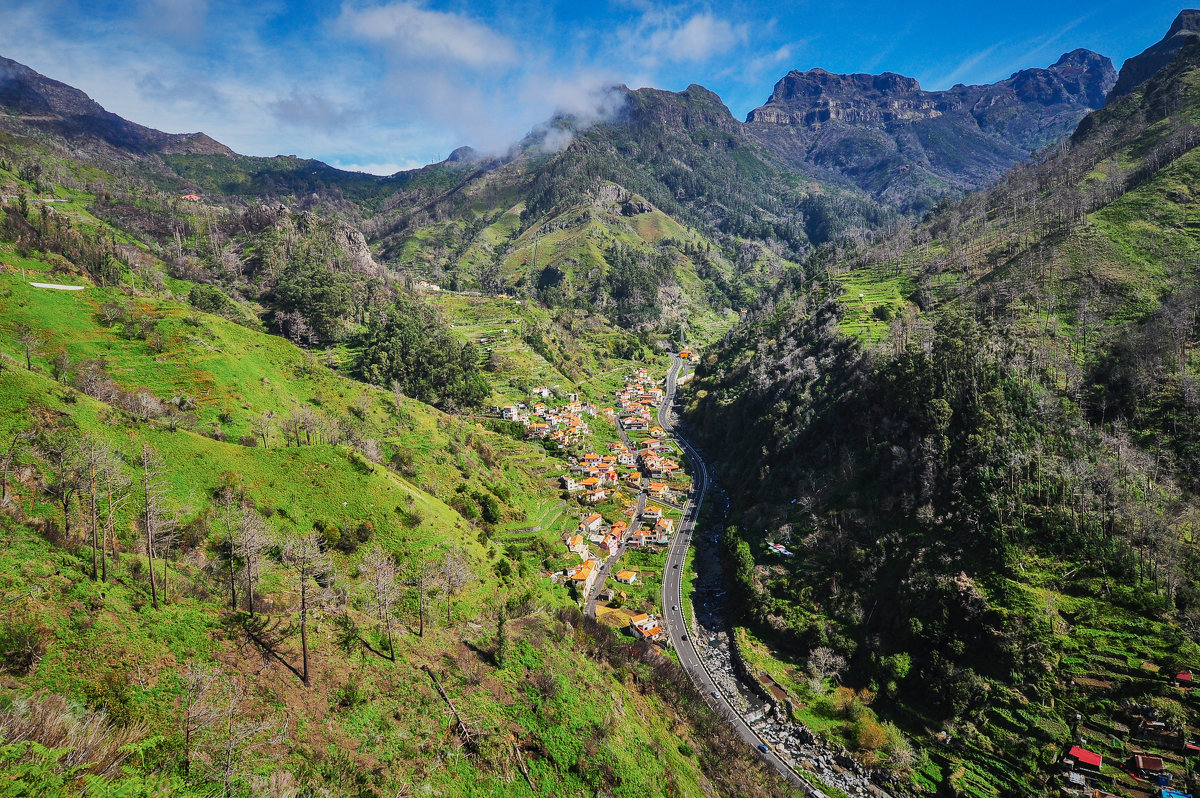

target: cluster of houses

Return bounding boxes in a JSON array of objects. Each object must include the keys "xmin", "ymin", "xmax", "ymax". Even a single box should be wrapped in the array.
[
  {"xmin": 612, "ymin": 368, "xmax": 665, "ymax": 433},
  {"xmin": 1060, "ymin": 684, "xmax": 1200, "ymax": 797},
  {"xmin": 553, "ymin": 506, "xmax": 676, "ymax": 593},
  {"xmin": 495, "ymin": 389, "xmax": 597, "ymax": 449},
  {"xmin": 1062, "ymin": 744, "xmax": 1190, "ymax": 794}
]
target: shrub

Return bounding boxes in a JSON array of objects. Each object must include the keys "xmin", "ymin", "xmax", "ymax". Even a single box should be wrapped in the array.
[
  {"xmin": 854, "ymin": 716, "xmax": 889, "ymax": 751},
  {"xmin": 0, "ymin": 616, "xmax": 48, "ymax": 675},
  {"xmin": 0, "ymin": 693, "xmax": 148, "ymax": 777}
]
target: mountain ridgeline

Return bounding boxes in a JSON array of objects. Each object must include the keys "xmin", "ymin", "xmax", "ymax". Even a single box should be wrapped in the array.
[{"xmin": 745, "ymin": 49, "xmax": 1117, "ymax": 213}]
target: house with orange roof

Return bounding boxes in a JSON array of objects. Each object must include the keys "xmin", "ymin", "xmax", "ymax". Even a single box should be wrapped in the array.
[
  {"xmin": 569, "ymin": 559, "xmax": 598, "ymax": 593},
  {"xmin": 600, "ymin": 534, "xmax": 620, "ymax": 556},
  {"xmin": 649, "ymin": 426, "xmax": 665, "ymax": 438},
  {"xmin": 615, "ymin": 569, "xmax": 637, "ymax": 584},
  {"xmin": 649, "ymin": 518, "xmax": 674, "ymax": 544},
  {"xmin": 584, "ymin": 488, "xmax": 608, "ymax": 504},
  {"xmin": 579, "ymin": 513, "xmax": 604, "ymax": 534},
  {"xmin": 611, "ymin": 520, "xmax": 628, "ymax": 536},
  {"xmin": 568, "ymin": 534, "xmax": 589, "ymax": 557},
  {"xmin": 629, "ymin": 612, "xmax": 661, "ymax": 640},
  {"xmin": 649, "ymin": 481, "xmax": 671, "ymax": 499},
  {"xmin": 635, "ymin": 624, "xmax": 662, "ymax": 640},
  {"xmin": 560, "ymin": 475, "xmax": 581, "ymax": 492},
  {"xmin": 643, "ymin": 505, "xmax": 663, "ymax": 520}
]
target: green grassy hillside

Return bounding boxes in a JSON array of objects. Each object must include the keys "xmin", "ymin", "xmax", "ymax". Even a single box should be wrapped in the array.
[{"xmin": 0, "ymin": 169, "xmax": 796, "ymax": 797}]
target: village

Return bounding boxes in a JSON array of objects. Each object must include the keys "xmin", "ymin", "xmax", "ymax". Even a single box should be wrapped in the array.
[
  {"xmin": 1054, "ymin": 670, "xmax": 1200, "ymax": 798},
  {"xmin": 490, "ymin": 359, "xmax": 697, "ymax": 645}
]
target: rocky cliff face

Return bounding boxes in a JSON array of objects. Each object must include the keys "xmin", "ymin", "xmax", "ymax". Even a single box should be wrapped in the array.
[
  {"xmin": 1108, "ymin": 9, "xmax": 1200, "ymax": 100},
  {"xmin": 0, "ymin": 55, "xmax": 234, "ymax": 158},
  {"xmin": 745, "ymin": 50, "xmax": 1116, "ymax": 213}
]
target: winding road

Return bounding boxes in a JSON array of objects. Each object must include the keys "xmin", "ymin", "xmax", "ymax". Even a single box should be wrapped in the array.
[{"xmin": 656, "ymin": 355, "xmax": 823, "ymax": 796}]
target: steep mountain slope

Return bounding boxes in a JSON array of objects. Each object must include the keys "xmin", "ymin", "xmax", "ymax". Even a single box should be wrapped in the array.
[
  {"xmin": 684, "ymin": 18, "xmax": 1200, "ymax": 798},
  {"xmin": 1108, "ymin": 9, "xmax": 1200, "ymax": 99},
  {"xmin": 0, "ymin": 55, "xmax": 231, "ymax": 160},
  {"xmin": 362, "ymin": 83, "xmax": 896, "ymax": 328},
  {"xmin": 745, "ymin": 50, "xmax": 1116, "ymax": 213}
]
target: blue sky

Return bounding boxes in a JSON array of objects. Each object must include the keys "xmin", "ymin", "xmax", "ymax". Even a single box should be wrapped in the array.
[{"xmin": 0, "ymin": 1, "xmax": 1189, "ymax": 173}]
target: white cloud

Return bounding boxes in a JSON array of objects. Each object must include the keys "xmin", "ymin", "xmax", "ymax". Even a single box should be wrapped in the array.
[
  {"xmin": 336, "ymin": 1, "xmax": 518, "ymax": 68},
  {"xmin": 328, "ymin": 159, "xmax": 426, "ymax": 175},
  {"xmin": 617, "ymin": 8, "xmax": 750, "ymax": 70},
  {"xmin": 268, "ymin": 89, "xmax": 356, "ymax": 132},
  {"xmin": 138, "ymin": 0, "xmax": 211, "ymax": 41},
  {"xmin": 648, "ymin": 13, "xmax": 747, "ymax": 63}
]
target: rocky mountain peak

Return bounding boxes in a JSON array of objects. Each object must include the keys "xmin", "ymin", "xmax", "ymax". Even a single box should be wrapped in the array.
[
  {"xmin": 743, "ymin": 51, "xmax": 1114, "ymax": 213},
  {"xmin": 1167, "ymin": 9, "xmax": 1200, "ymax": 37},
  {"xmin": 1109, "ymin": 9, "xmax": 1200, "ymax": 100}
]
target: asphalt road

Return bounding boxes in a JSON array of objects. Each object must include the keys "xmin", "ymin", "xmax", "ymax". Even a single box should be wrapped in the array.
[{"xmin": 657, "ymin": 355, "xmax": 818, "ymax": 795}]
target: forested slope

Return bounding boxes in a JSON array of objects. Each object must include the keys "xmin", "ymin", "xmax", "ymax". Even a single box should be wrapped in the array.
[{"xmin": 684, "ymin": 31, "xmax": 1200, "ymax": 798}]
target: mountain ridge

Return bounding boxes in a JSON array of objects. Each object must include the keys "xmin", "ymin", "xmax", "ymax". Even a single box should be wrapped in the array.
[
  {"xmin": 1108, "ymin": 8, "xmax": 1200, "ymax": 99},
  {"xmin": 0, "ymin": 55, "xmax": 233, "ymax": 158},
  {"xmin": 743, "ymin": 49, "xmax": 1116, "ymax": 212}
]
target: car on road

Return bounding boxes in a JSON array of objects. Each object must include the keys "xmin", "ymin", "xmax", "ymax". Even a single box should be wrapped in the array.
[
  {"xmin": 682, "ymin": 634, "xmax": 688, "ymax": 641},
  {"xmin": 673, "ymin": 563, "xmax": 679, "ymax": 569},
  {"xmin": 711, "ymin": 690, "xmax": 719, "ymax": 698},
  {"xmin": 756, "ymin": 744, "xmax": 769, "ymax": 754},
  {"xmin": 672, "ymin": 605, "xmax": 678, "ymax": 612}
]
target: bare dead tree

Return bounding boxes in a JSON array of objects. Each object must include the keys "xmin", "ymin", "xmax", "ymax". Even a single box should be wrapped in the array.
[
  {"xmin": 39, "ymin": 428, "xmax": 81, "ymax": 540},
  {"xmin": 401, "ymin": 555, "xmax": 434, "ymax": 637},
  {"xmin": 15, "ymin": 322, "xmax": 42, "ymax": 370},
  {"xmin": 282, "ymin": 533, "xmax": 328, "ymax": 686},
  {"xmin": 77, "ymin": 435, "xmax": 116, "ymax": 581},
  {"xmin": 210, "ymin": 677, "xmax": 272, "ymax": 798},
  {"xmin": 237, "ymin": 507, "xmax": 270, "ymax": 617},
  {"xmin": 360, "ymin": 543, "xmax": 399, "ymax": 659},
  {"xmin": 250, "ymin": 411, "xmax": 274, "ymax": 449},
  {"xmin": 180, "ymin": 662, "xmax": 219, "ymax": 778},
  {"xmin": 0, "ymin": 430, "xmax": 31, "ymax": 508},
  {"xmin": 216, "ymin": 487, "xmax": 239, "ymax": 611},
  {"xmin": 440, "ymin": 547, "xmax": 474, "ymax": 626},
  {"xmin": 137, "ymin": 444, "xmax": 172, "ymax": 610},
  {"xmin": 100, "ymin": 454, "xmax": 131, "ymax": 579}
]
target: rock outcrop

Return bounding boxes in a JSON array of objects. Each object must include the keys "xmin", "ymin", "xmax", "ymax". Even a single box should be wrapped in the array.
[
  {"xmin": 1108, "ymin": 9, "xmax": 1200, "ymax": 100},
  {"xmin": 745, "ymin": 50, "xmax": 1116, "ymax": 213}
]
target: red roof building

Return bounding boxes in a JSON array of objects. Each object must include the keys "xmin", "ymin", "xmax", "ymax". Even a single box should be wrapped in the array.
[{"xmin": 1068, "ymin": 746, "xmax": 1103, "ymax": 770}]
